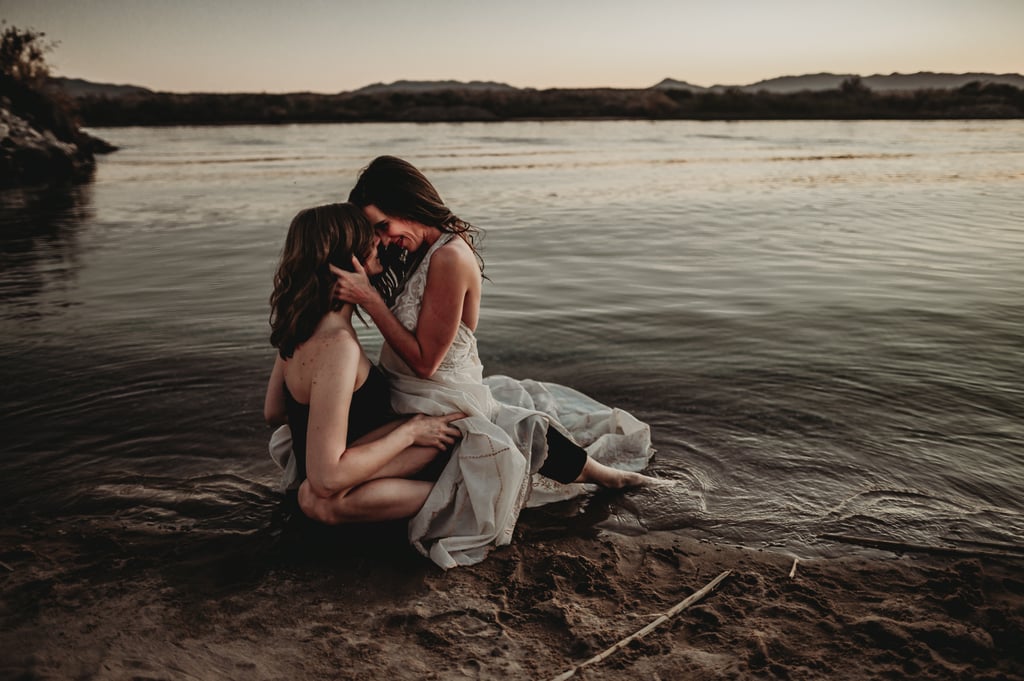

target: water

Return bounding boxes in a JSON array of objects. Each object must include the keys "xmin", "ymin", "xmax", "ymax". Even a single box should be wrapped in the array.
[{"xmin": 2, "ymin": 119, "xmax": 1022, "ymax": 562}]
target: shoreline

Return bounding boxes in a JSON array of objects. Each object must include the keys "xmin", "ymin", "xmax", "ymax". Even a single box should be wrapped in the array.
[{"xmin": 3, "ymin": 511, "xmax": 1021, "ymax": 680}]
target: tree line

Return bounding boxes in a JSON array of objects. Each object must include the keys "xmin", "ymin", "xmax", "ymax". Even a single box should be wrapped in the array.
[{"xmin": 70, "ymin": 79, "xmax": 1024, "ymax": 126}]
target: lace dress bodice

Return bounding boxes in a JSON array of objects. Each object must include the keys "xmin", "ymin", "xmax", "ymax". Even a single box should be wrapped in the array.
[{"xmin": 387, "ymin": 232, "xmax": 482, "ymax": 375}]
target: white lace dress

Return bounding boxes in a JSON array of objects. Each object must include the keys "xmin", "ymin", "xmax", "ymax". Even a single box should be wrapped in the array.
[{"xmin": 381, "ymin": 233, "xmax": 654, "ymax": 568}]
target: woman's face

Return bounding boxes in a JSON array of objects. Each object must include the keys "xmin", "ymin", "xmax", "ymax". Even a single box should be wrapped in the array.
[{"xmin": 363, "ymin": 204, "xmax": 426, "ymax": 252}]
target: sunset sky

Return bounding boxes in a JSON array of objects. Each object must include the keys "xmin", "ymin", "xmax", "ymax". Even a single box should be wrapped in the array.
[{"xmin": 2, "ymin": 0, "xmax": 1022, "ymax": 93}]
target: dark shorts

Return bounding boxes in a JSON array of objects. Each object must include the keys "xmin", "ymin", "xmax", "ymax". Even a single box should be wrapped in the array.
[{"xmin": 538, "ymin": 427, "xmax": 587, "ymax": 484}]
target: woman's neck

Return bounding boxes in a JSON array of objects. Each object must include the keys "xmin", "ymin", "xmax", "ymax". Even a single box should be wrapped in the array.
[
  {"xmin": 421, "ymin": 226, "xmax": 443, "ymax": 248},
  {"xmin": 323, "ymin": 302, "xmax": 357, "ymax": 329}
]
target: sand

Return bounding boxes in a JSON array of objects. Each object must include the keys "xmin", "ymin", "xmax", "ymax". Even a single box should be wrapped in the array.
[{"xmin": 2, "ymin": 506, "xmax": 1022, "ymax": 681}]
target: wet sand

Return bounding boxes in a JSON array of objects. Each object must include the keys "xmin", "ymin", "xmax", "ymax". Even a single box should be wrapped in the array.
[{"xmin": 2, "ymin": 505, "xmax": 1022, "ymax": 681}]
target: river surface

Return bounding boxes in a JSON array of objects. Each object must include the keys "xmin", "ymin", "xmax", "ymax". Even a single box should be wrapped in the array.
[{"xmin": 2, "ymin": 119, "xmax": 1022, "ymax": 562}]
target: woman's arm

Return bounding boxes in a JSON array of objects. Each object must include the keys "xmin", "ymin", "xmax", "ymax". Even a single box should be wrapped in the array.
[
  {"xmin": 303, "ymin": 336, "xmax": 464, "ymax": 497},
  {"xmin": 263, "ymin": 354, "xmax": 288, "ymax": 426},
  {"xmin": 333, "ymin": 242, "xmax": 479, "ymax": 378}
]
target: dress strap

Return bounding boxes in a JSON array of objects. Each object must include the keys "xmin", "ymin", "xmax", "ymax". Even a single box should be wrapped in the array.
[{"xmin": 425, "ymin": 231, "xmax": 457, "ymax": 257}]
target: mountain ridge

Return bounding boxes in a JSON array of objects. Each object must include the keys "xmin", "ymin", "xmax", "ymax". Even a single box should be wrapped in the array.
[
  {"xmin": 652, "ymin": 71, "xmax": 1024, "ymax": 93},
  {"xmin": 353, "ymin": 79, "xmax": 520, "ymax": 94},
  {"xmin": 51, "ymin": 71, "xmax": 1024, "ymax": 98}
]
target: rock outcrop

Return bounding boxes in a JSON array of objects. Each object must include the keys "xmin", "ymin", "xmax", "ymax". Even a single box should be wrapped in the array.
[{"xmin": 1, "ymin": 95, "xmax": 115, "ymax": 188}]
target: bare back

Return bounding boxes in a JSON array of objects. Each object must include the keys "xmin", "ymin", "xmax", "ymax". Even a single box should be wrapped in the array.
[{"xmin": 282, "ymin": 323, "xmax": 371, "ymax": 405}]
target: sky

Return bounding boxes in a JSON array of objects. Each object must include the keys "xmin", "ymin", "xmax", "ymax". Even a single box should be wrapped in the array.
[{"xmin": 2, "ymin": 0, "xmax": 1022, "ymax": 93}]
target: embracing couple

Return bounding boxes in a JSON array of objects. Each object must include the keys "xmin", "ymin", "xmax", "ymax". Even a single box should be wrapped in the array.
[{"xmin": 264, "ymin": 156, "xmax": 658, "ymax": 568}]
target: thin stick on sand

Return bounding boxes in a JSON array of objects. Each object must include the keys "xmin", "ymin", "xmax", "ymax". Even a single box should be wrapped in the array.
[
  {"xmin": 789, "ymin": 557, "xmax": 800, "ymax": 578},
  {"xmin": 548, "ymin": 569, "xmax": 732, "ymax": 681}
]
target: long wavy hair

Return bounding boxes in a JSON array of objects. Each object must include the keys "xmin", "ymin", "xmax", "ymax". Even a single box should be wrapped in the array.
[
  {"xmin": 348, "ymin": 155, "xmax": 484, "ymax": 273},
  {"xmin": 269, "ymin": 202, "xmax": 375, "ymax": 359}
]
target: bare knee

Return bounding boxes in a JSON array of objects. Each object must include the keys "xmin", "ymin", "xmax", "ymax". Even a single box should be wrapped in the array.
[{"xmin": 297, "ymin": 480, "xmax": 350, "ymax": 525}]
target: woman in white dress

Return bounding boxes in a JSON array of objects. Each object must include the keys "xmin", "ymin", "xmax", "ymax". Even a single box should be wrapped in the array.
[{"xmin": 334, "ymin": 156, "xmax": 658, "ymax": 568}]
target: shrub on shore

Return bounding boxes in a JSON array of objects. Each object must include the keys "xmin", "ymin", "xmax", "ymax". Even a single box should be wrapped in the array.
[{"xmin": 1, "ymin": 23, "xmax": 115, "ymax": 188}]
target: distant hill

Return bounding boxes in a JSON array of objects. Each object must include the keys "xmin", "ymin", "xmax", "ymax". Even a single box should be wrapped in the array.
[
  {"xmin": 353, "ymin": 80, "xmax": 519, "ymax": 95},
  {"xmin": 858, "ymin": 72, "xmax": 1024, "ymax": 92},
  {"xmin": 651, "ymin": 78, "xmax": 708, "ymax": 93},
  {"xmin": 48, "ymin": 77, "xmax": 153, "ymax": 98},
  {"xmin": 733, "ymin": 73, "xmax": 856, "ymax": 93},
  {"xmin": 654, "ymin": 72, "xmax": 1024, "ymax": 93}
]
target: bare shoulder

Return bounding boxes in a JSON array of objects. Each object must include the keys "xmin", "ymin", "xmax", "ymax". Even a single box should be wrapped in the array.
[
  {"xmin": 284, "ymin": 328, "xmax": 361, "ymax": 402},
  {"xmin": 292, "ymin": 327, "xmax": 358, "ymax": 374},
  {"xmin": 312, "ymin": 328, "xmax": 363, "ymax": 391},
  {"xmin": 314, "ymin": 327, "xmax": 362, "ymax": 360},
  {"xmin": 431, "ymin": 236, "xmax": 480, "ymax": 279}
]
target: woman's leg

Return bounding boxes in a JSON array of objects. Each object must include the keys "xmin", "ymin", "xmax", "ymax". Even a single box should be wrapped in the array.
[
  {"xmin": 538, "ymin": 427, "xmax": 588, "ymax": 483},
  {"xmin": 296, "ymin": 417, "xmax": 448, "ymax": 525},
  {"xmin": 573, "ymin": 457, "xmax": 660, "ymax": 489},
  {"xmin": 298, "ymin": 477, "xmax": 434, "ymax": 524},
  {"xmin": 542, "ymin": 426, "xmax": 659, "ymax": 489},
  {"xmin": 349, "ymin": 418, "xmax": 444, "ymax": 479}
]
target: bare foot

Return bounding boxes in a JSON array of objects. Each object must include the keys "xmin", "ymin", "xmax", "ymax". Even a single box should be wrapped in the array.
[
  {"xmin": 576, "ymin": 458, "xmax": 667, "ymax": 489},
  {"xmin": 619, "ymin": 471, "xmax": 671, "ymax": 489}
]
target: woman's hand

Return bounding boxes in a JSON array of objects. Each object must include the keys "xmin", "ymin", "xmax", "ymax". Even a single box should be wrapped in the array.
[
  {"xmin": 330, "ymin": 258, "xmax": 380, "ymax": 308},
  {"xmin": 406, "ymin": 412, "xmax": 466, "ymax": 449}
]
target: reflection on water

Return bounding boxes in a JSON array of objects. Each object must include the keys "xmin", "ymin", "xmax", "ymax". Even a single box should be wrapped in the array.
[
  {"xmin": 1, "ymin": 120, "xmax": 1023, "ymax": 562},
  {"xmin": 0, "ymin": 185, "xmax": 94, "ymax": 317}
]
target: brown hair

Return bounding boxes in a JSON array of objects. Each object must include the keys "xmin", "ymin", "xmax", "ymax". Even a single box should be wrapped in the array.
[
  {"xmin": 348, "ymin": 155, "xmax": 484, "ymax": 272},
  {"xmin": 269, "ymin": 202, "xmax": 375, "ymax": 358}
]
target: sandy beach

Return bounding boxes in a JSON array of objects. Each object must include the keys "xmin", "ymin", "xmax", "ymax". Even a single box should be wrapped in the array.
[{"xmin": 3, "ymin": 500, "xmax": 1022, "ymax": 681}]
